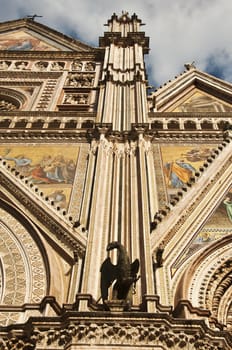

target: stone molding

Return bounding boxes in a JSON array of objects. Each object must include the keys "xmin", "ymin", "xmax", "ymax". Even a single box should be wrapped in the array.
[
  {"xmin": 1, "ymin": 307, "xmax": 231, "ymax": 349},
  {"xmin": 0, "ymin": 205, "xmax": 47, "ymax": 326}
]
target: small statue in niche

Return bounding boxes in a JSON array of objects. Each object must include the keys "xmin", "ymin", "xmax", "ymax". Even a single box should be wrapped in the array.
[
  {"xmin": 84, "ymin": 61, "xmax": 95, "ymax": 71},
  {"xmin": 72, "ymin": 60, "xmax": 82, "ymax": 71},
  {"xmin": 15, "ymin": 61, "xmax": 28, "ymax": 70},
  {"xmin": 153, "ymin": 242, "xmax": 165, "ymax": 268},
  {"xmin": 35, "ymin": 61, "xmax": 48, "ymax": 71},
  {"xmin": 100, "ymin": 241, "xmax": 140, "ymax": 303},
  {"xmin": 0, "ymin": 61, "xmax": 10, "ymax": 70},
  {"xmin": 51, "ymin": 61, "xmax": 64, "ymax": 70}
]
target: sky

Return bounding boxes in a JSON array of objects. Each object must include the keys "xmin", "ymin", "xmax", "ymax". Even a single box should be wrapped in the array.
[{"xmin": 0, "ymin": 0, "xmax": 232, "ymax": 88}]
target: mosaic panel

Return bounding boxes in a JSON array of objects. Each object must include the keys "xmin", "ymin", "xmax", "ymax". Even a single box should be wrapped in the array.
[
  {"xmin": 0, "ymin": 30, "xmax": 59, "ymax": 51},
  {"xmin": 172, "ymin": 188, "xmax": 232, "ymax": 271},
  {"xmin": 171, "ymin": 90, "xmax": 232, "ymax": 112},
  {"xmin": 0, "ymin": 144, "xmax": 80, "ymax": 210},
  {"xmin": 160, "ymin": 144, "xmax": 216, "ymax": 197}
]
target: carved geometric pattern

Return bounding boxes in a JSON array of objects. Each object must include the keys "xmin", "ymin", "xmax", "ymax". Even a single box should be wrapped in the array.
[
  {"xmin": 35, "ymin": 79, "xmax": 58, "ymax": 110},
  {"xmin": 68, "ymin": 143, "xmax": 90, "ymax": 220},
  {"xmin": 205, "ymin": 258, "xmax": 232, "ymax": 328},
  {"xmin": 152, "ymin": 144, "xmax": 168, "ymax": 207},
  {"xmin": 0, "ymin": 207, "xmax": 47, "ymax": 326},
  {"xmin": 188, "ymin": 242, "xmax": 232, "ymax": 329}
]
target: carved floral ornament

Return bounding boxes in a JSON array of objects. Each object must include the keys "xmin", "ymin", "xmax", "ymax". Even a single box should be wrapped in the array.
[{"xmin": 0, "ymin": 321, "xmax": 228, "ymax": 349}]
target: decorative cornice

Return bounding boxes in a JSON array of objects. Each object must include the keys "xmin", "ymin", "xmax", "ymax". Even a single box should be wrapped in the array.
[
  {"xmin": 1, "ymin": 300, "xmax": 231, "ymax": 350},
  {"xmin": 148, "ymin": 111, "xmax": 232, "ymax": 119},
  {"xmin": 0, "ymin": 130, "xmax": 92, "ymax": 142},
  {"xmin": 99, "ymin": 32, "xmax": 149, "ymax": 53},
  {"xmin": 0, "ymin": 110, "xmax": 97, "ymax": 118},
  {"xmin": 0, "ymin": 70, "xmax": 62, "ymax": 79},
  {"xmin": 0, "ymin": 50, "xmax": 104, "ymax": 60}
]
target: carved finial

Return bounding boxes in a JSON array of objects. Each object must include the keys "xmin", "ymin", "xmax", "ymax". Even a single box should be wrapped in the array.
[
  {"xmin": 120, "ymin": 11, "xmax": 129, "ymax": 21},
  {"xmin": 184, "ymin": 61, "xmax": 196, "ymax": 70}
]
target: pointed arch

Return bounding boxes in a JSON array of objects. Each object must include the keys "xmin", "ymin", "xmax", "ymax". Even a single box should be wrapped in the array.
[
  {"xmin": 0, "ymin": 197, "xmax": 49, "ymax": 325},
  {"xmin": 173, "ymin": 236, "xmax": 232, "ymax": 329}
]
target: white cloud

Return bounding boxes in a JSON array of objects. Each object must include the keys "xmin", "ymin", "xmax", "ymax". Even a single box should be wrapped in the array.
[{"xmin": 1, "ymin": 0, "xmax": 232, "ymax": 86}]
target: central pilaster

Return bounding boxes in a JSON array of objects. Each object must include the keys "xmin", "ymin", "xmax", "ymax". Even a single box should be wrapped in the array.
[{"xmin": 80, "ymin": 13, "xmax": 156, "ymax": 310}]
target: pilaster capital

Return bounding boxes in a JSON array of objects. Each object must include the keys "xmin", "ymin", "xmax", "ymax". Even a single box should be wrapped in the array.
[
  {"xmin": 90, "ymin": 139, "xmax": 98, "ymax": 155},
  {"xmin": 138, "ymin": 134, "xmax": 152, "ymax": 154}
]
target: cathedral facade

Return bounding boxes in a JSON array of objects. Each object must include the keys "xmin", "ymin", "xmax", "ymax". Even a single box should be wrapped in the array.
[{"xmin": 0, "ymin": 12, "xmax": 232, "ymax": 349}]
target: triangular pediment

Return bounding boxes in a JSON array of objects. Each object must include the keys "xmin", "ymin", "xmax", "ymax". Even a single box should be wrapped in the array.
[
  {"xmin": 168, "ymin": 88, "xmax": 232, "ymax": 112},
  {"xmin": 151, "ymin": 69, "xmax": 232, "ymax": 112},
  {"xmin": 0, "ymin": 18, "xmax": 93, "ymax": 52}
]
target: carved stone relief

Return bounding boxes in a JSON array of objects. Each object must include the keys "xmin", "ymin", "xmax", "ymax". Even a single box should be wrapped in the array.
[
  {"xmin": 0, "ymin": 60, "xmax": 66, "ymax": 71},
  {"xmin": 65, "ymin": 73, "xmax": 94, "ymax": 87},
  {"xmin": 187, "ymin": 242, "xmax": 232, "ymax": 327},
  {"xmin": 71, "ymin": 60, "xmax": 96, "ymax": 72},
  {"xmin": 51, "ymin": 62, "xmax": 65, "ymax": 70},
  {"xmin": 34, "ymin": 61, "xmax": 49, "ymax": 71},
  {"xmin": 14, "ymin": 61, "xmax": 29, "ymax": 70},
  {"xmin": 0, "ymin": 99, "xmax": 18, "ymax": 111},
  {"xmin": 71, "ymin": 60, "xmax": 83, "ymax": 71},
  {"xmin": 2, "ymin": 321, "xmax": 226, "ymax": 349},
  {"xmin": 0, "ymin": 61, "xmax": 11, "ymax": 70},
  {"xmin": 63, "ymin": 93, "xmax": 89, "ymax": 105},
  {"xmin": 0, "ymin": 207, "xmax": 47, "ymax": 326}
]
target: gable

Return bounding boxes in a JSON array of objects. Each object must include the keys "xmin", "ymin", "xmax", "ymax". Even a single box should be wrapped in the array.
[
  {"xmin": 168, "ymin": 89, "xmax": 232, "ymax": 112},
  {"xmin": 0, "ymin": 19, "xmax": 94, "ymax": 52},
  {"xmin": 151, "ymin": 69, "xmax": 232, "ymax": 112},
  {"xmin": 0, "ymin": 29, "xmax": 60, "ymax": 51}
]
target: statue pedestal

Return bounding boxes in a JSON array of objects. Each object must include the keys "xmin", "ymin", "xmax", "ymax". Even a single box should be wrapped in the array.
[{"xmin": 104, "ymin": 300, "xmax": 130, "ymax": 312}]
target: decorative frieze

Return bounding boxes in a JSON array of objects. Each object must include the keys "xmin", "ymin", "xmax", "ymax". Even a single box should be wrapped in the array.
[
  {"xmin": 1, "ymin": 316, "xmax": 230, "ymax": 349},
  {"xmin": 0, "ymin": 59, "xmax": 96, "ymax": 72}
]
